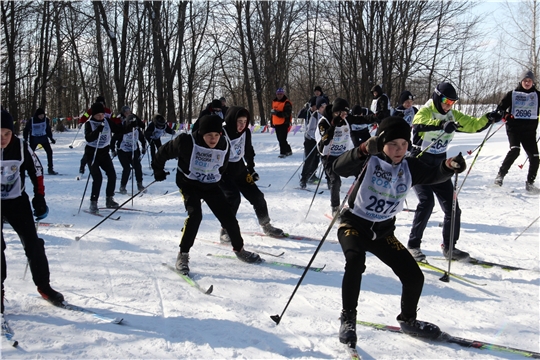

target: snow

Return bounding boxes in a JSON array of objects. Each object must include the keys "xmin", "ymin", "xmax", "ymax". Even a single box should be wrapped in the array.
[{"xmin": 2, "ymin": 124, "xmax": 539, "ymax": 359}]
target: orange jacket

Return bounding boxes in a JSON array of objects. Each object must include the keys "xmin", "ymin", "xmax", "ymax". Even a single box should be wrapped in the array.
[{"xmin": 272, "ymin": 98, "xmax": 292, "ymax": 126}]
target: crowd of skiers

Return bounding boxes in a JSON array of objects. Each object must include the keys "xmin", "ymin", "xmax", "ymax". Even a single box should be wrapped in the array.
[{"xmin": 1, "ymin": 69, "xmax": 538, "ymax": 348}]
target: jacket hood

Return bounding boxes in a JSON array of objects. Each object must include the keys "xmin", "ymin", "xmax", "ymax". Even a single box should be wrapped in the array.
[
  {"xmin": 371, "ymin": 85, "xmax": 383, "ymax": 98},
  {"xmin": 224, "ymin": 106, "xmax": 250, "ymax": 135}
]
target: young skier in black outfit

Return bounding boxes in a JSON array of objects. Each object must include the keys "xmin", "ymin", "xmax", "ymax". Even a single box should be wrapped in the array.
[
  {"xmin": 332, "ymin": 116, "xmax": 466, "ymax": 347},
  {"xmin": 152, "ymin": 115, "xmax": 261, "ymax": 275},
  {"xmin": 113, "ymin": 111, "xmax": 147, "ymax": 194},
  {"xmin": 392, "ymin": 90, "xmax": 418, "ymax": 126},
  {"xmin": 1, "ymin": 110, "xmax": 64, "ymax": 312},
  {"xmin": 218, "ymin": 106, "xmax": 284, "ymax": 242},
  {"xmin": 144, "ymin": 113, "xmax": 175, "ymax": 164},
  {"xmin": 494, "ymin": 69, "xmax": 540, "ymax": 193},
  {"xmin": 23, "ymin": 107, "xmax": 58, "ymax": 175},
  {"xmin": 84, "ymin": 102, "xmax": 123, "ymax": 213}
]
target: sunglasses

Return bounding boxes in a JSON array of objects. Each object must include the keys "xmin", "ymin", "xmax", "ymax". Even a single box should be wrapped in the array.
[{"xmin": 441, "ymin": 96, "xmax": 457, "ymax": 105}]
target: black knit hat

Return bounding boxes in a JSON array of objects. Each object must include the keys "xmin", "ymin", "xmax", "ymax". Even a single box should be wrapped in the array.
[
  {"xmin": 351, "ymin": 105, "xmax": 363, "ymax": 116},
  {"xmin": 314, "ymin": 85, "xmax": 322, "ymax": 93},
  {"xmin": 96, "ymin": 95, "xmax": 106, "ymax": 104},
  {"xmin": 376, "ymin": 116, "xmax": 411, "ymax": 145},
  {"xmin": 332, "ymin": 98, "xmax": 349, "ymax": 113},
  {"xmin": 211, "ymin": 99, "xmax": 222, "ymax": 109},
  {"xmin": 91, "ymin": 102, "xmax": 105, "ymax": 115},
  {"xmin": 35, "ymin": 108, "xmax": 45, "ymax": 116},
  {"xmin": 309, "ymin": 96, "xmax": 317, "ymax": 107},
  {"xmin": 399, "ymin": 91, "xmax": 415, "ymax": 105},
  {"xmin": 198, "ymin": 115, "xmax": 223, "ymax": 135},
  {"xmin": 1, "ymin": 110, "xmax": 14, "ymax": 132}
]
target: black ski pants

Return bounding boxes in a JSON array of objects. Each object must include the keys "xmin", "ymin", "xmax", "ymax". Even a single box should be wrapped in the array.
[
  {"xmin": 179, "ymin": 182, "xmax": 245, "ymax": 253},
  {"xmin": 2, "ymin": 193, "xmax": 51, "ymax": 292},
  {"xmin": 219, "ymin": 173, "xmax": 270, "ymax": 225},
  {"xmin": 29, "ymin": 136, "xmax": 54, "ymax": 170},
  {"xmin": 149, "ymin": 138, "xmax": 163, "ymax": 164},
  {"xmin": 274, "ymin": 124, "xmax": 292, "ymax": 156},
  {"xmin": 324, "ymin": 155, "xmax": 342, "ymax": 208},
  {"xmin": 408, "ymin": 177, "xmax": 461, "ymax": 249},
  {"xmin": 118, "ymin": 149, "xmax": 143, "ymax": 187},
  {"xmin": 85, "ymin": 146, "xmax": 117, "ymax": 202},
  {"xmin": 499, "ymin": 121, "xmax": 539, "ymax": 183},
  {"xmin": 300, "ymin": 138, "xmax": 320, "ymax": 182},
  {"xmin": 338, "ymin": 226, "xmax": 423, "ymax": 319}
]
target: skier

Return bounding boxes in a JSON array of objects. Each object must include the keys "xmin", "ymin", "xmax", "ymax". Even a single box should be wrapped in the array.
[
  {"xmin": 392, "ymin": 90, "xmax": 418, "ymax": 126},
  {"xmin": 83, "ymin": 102, "xmax": 123, "ymax": 213},
  {"xmin": 1, "ymin": 109, "xmax": 64, "ymax": 312},
  {"xmin": 317, "ymin": 98, "xmax": 354, "ymax": 216},
  {"xmin": 77, "ymin": 96, "xmax": 113, "ymax": 177},
  {"xmin": 494, "ymin": 70, "xmax": 540, "ymax": 194},
  {"xmin": 332, "ymin": 116, "xmax": 467, "ymax": 347},
  {"xmin": 144, "ymin": 113, "xmax": 175, "ymax": 164},
  {"xmin": 113, "ymin": 109, "xmax": 147, "ymax": 194},
  {"xmin": 271, "ymin": 88, "xmax": 293, "ymax": 158},
  {"xmin": 23, "ymin": 107, "xmax": 58, "ymax": 175},
  {"xmin": 218, "ymin": 106, "xmax": 284, "ymax": 242},
  {"xmin": 152, "ymin": 115, "xmax": 262, "ymax": 275},
  {"xmin": 299, "ymin": 96, "xmax": 322, "ymax": 189},
  {"xmin": 367, "ymin": 84, "xmax": 392, "ymax": 123},
  {"xmin": 406, "ymin": 82, "xmax": 502, "ymax": 262}
]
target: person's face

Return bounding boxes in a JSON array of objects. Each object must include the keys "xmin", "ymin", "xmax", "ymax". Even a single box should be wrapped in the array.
[
  {"xmin": 236, "ymin": 116, "xmax": 248, "ymax": 132},
  {"xmin": 1, "ymin": 128, "xmax": 13, "ymax": 148},
  {"xmin": 276, "ymin": 93, "xmax": 284, "ymax": 100},
  {"xmin": 383, "ymin": 138, "xmax": 408, "ymax": 164},
  {"xmin": 314, "ymin": 90, "xmax": 321, "ymax": 96},
  {"xmin": 339, "ymin": 110, "xmax": 348, "ymax": 119},
  {"xmin": 310, "ymin": 105, "xmax": 317, "ymax": 112},
  {"xmin": 93, "ymin": 113, "xmax": 105, "ymax": 121},
  {"xmin": 372, "ymin": 91, "xmax": 379, "ymax": 98},
  {"xmin": 441, "ymin": 102, "xmax": 453, "ymax": 112},
  {"xmin": 38, "ymin": 114, "xmax": 45, "ymax": 120},
  {"xmin": 203, "ymin": 132, "xmax": 220, "ymax": 148},
  {"xmin": 318, "ymin": 104, "xmax": 326, "ymax": 114},
  {"xmin": 403, "ymin": 99, "xmax": 414, "ymax": 109},
  {"xmin": 123, "ymin": 110, "xmax": 132, "ymax": 117},
  {"xmin": 522, "ymin": 78, "xmax": 534, "ymax": 90},
  {"xmin": 221, "ymin": 100, "xmax": 226, "ymax": 107}
]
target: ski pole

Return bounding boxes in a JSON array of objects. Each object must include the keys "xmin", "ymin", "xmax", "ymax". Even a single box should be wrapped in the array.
[
  {"xmin": 518, "ymin": 136, "xmax": 540, "ymax": 169},
  {"xmin": 440, "ymin": 172, "xmax": 459, "ymax": 283},
  {"xmin": 77, "ymin": 131, "xmax": 102, "ymax": 214},
  {"xmin": 68, "ymin": 125, "xmax": 82, "ymax": 149},
  {"xmin": 467, "ymin": 122, "xmax": 504, "ymax": 155},
  {"xmin": 131, "ymin": 130, "xmax": 135, "ymax": 206},
  {"xmin": 304, "ymin": 163, "xmax": 325, "ymax": 220},
  {"xmin": 415, "ymin": 132, "xmax": 447, "ymax": 158},
  {"xmin": 75, "ymin": 180, "xmax": 157, "ymax": 241},
  {"xmin": 271, "ymin": 155, "xmax": 370, "ymax": 325},
  {"xmin": 23, "ymin": 219, "xmax": 40, "ymax": 280},
  {"xmin": 457, "ymin": 122, "xmax": 496, "ymax": 196},
  {"xmin": 281, "ymin": 145, "xmax": 317, "ymax": 190},
  {"xmin": 513, "ymin": 215, "xmax": 540, "ymax": 241}
]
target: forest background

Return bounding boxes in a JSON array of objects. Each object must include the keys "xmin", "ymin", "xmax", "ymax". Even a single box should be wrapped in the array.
[{"xmin": 1, "ymin": 0, "xmax": 538, "ymax": 131}]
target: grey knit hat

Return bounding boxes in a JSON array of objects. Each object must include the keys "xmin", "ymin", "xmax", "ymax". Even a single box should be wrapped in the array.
[{"xmin": 520, "ymin": 69, "xmax": 535, "ymax": 83}]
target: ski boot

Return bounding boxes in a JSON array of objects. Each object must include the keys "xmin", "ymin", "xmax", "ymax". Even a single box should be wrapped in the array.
[
  {"xmin": 525, "ymin": 181, "xmax": 540, "ymax": 194},
  {"xmin": 220, "ymin": 228, "xmax": 231, "ymax": 244},
  {"xmin": 175, "ymin": 252, "xmax": 190, "ymax": 275},
  {"xmin": 299, "ymin": 179, "xmax": 307, "ymax": 189},
  {"xmin": 262, "ymin": 223, "xmax": 284, "ymax": 237},
  {"xmin": 106, "ymin": 196, "xmax": 120, "ymax": 209},
  {"xmin": 37, "ymin": 285, "xmax": 65, "ymax": 307},
  {"xmin": 89, "ymin": 201, "xmax": 99, "ymax": 214},
  {"xmin": 494, "ymin": 173, "xmax": 504, "ymax": 186},
  {"xmin": 47, "ymin": 168, "xmax": 58, "ymax": 175},
  {"xmin": 441, "ymin": 244, "xmax": 470, "ymax": 261},
  {"xmin": 339, "ymin": 309, "xmax": 357, "ymax": 346},
  {"xmin": 234, "ymin": 248, "xmax": 262, "ymax": 263},
  {"xmin": 397, "ymin": 314, "xmax": 441, "ymax": 339},
  {"xmin": 118, "ymin": 186, "xmax": 127, "ymax": 195},
  {"xmin": 137, "ymin": 182, "xmax": 146, "ymax": 193},
  {"xmin": 407, "ymin": 247, "xmax": 426, "ymax": 262}
]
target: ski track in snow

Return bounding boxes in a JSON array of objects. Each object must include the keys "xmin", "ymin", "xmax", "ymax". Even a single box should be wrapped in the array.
[{"xmin": 1, "ymin": 124, "xmax": 539, "ymax": 359}]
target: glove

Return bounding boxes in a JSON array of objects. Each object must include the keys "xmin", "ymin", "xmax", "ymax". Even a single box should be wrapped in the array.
[
  {"xmin": 359, "ymin": 136, "xmax": 381, "ymax": 155},
  {"xmin": 153, "ymin": 168, "xmax": 169, "ymax": 182},
  {"xmin": 246, "ymin": 168, "xmax": 259, "ymax": 183},
  {"xmin": 331, "ymin": 116, "xmax": 341, "ymax": 127},
  {"xmin": 32, "ymin": 195, "xmax": 49, "ymax": 220},
  {"xmin": 445, "ymin": 152, "xmax": 467, "ymax": 173},
  {"xmin": 110, "ymin": 149, "xmax": 117, "ymax": 158},
  {"xmin": 442, "ymin": 121, "xmax": 459, "ymax": 134},
  {"xmin": 172, "ymin": 130, "xmax": 176, "ymax": 135},
  {"xmin": 486, "ymin": 110, "xmax": 503, "ymax": 123},
  {"xmin": 96, "ymin": 122, "xmax": 105, "ymax": 132},
  {"xmin": 50, "ymin": 138, "xmax": 56, "ymax": 144},
  {"xmin": 141, "ymin": 147, "xmax": 146, "ymax": 155},
  {"xmin": 504, "ymin": 113, "xmax": 514, "ymax": 122}
]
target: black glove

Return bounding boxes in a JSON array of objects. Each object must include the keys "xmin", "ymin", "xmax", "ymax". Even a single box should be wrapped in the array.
[
  {"xmin": 96, "ymin": 122, "xmax": 105, "ymax": 133},
  {"xmin": 442, "ymin": 121, "xmax": 459, "ymax": 134},
  {"xmin": 32, "ymin": 195, "xmax": 49, "ymax": 220},
  {"xmin": 331, "ymin": 116, "xmax": 341, "ymax": 127},
  {"xmin": 153, "ymin": 168, "xmax": 169, "ymax": 182},
  {"xmin": 445, "ymin": 152, "xmax": 467, "ymax": 173},
  {"xmin": 246, "ymin": 168, "xmax": 259, "ymax": 183},
  {"xmin": 359, "ymin": 136, "xmax": 381, "ymax": 155},
  {"xmin": 486, "ymin": 110, "xmax": 503, "ymax": 123},
  {"xmin": 50, "ymin": 138, "xmax": 56, "ymax": 144},
  {"xmin": 504, "ymin": 113, "xmax": 514, "ymax": 122}
]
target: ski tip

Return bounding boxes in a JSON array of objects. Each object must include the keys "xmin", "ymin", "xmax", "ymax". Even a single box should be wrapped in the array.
[
  {"xmin": 205, "ymin": 285, "xmax": 214, "ymax": 295},
  {"xmin": 113, "ymin": 317, "xmax": 124, "ymax": 324},
  {"xmin": 12, "ymin": 340, "xmax": 18, "ymax": 347},
  {"xmin": 270, "ymin": 314, "xmax": 281, "ymax": 325}
]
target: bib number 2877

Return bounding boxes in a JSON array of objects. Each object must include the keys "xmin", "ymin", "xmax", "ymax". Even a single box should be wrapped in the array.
[{"xmin": 365, "ymin": 196, "xmax": 399, "ymax": 214}]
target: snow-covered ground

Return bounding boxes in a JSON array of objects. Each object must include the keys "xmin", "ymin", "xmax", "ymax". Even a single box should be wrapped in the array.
[{"xmin": 2, "ymin": 123, "xmax": 539, "ymax": 359}]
